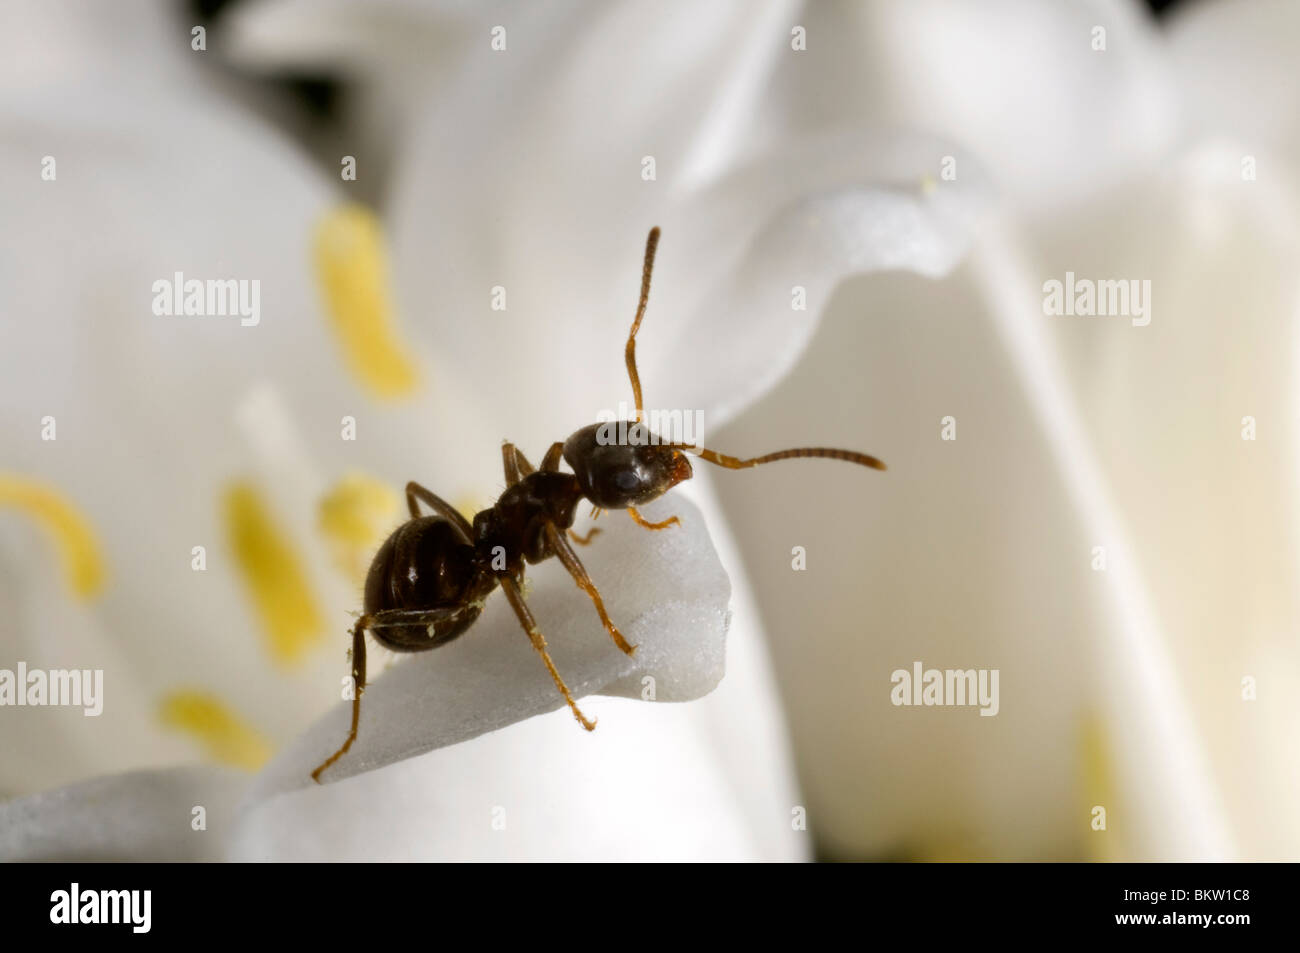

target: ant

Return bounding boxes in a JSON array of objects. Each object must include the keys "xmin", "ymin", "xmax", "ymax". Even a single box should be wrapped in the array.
[{"xmin": 311, "ymin": 227, "xmax": 886, "ymax": 782}]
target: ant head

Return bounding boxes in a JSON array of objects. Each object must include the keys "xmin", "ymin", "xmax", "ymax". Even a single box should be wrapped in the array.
[{"xmin": 563, "ymin": 421, "xmax": 693, "ymax": 509}]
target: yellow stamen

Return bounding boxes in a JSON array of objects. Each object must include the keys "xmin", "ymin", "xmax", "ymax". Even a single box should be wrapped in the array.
[
  {"xmin": 159, "ymin": 691, "xmax": 272, "ymax": 771},
  {"xmin": 1080, "ymin": 714, "xmax": 1118, "ymax": 861},
  {"xmin": 223, "ymin": 480, "xmax": 326, "ymax": 664},
  {"xmin": 318, "ymin": 473, "xmax": 400, "ymax": 581},
  {"xmin": 313, "ymin": 204, "xmax": 420, "ymax": 400},
  {"xmin": 912, "ymin": 831, "xmax": 982, "ymax": 862},
  {"xmin": 0, "ymin": 474, "xmax": 105, "ymax": 599}
]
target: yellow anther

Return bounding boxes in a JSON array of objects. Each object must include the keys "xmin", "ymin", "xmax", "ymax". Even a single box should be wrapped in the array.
[
  {"xmin": 159, "ymin": 691, "xmax": 272, "ymax": 771},
  {"xmin": 318, "ymin": 473, "xmax": 400, "ymax": 581},
  {"xmin": 1081, "ymin": 714, "xmax": 1117, "ymax": 861},
  {"xmin": 313, "ymin": 204, "xmax": 420, "ymax": 400},
  {"xmin": 0, "ymin": 474, "xmax": 106, "ymax": 599},
  {"xmin": 223, "ymin": 480, "xmax": 326, "ymax": 665}
]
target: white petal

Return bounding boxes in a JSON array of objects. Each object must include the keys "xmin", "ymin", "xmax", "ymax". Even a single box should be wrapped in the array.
[
  {"xmin": 384, "ymin": 1, "xmax": 804, "ymax": 453},
  {"xmin": 700, "ymin": 251, "xmax": 1097, "ymax": 860},
  {"xmin": 392, "ymin": 123, "xmax": 986, "ymax": 456},
  {"xmin": 246, "ymin": 496, "xmax": 729, "ymax": 798},
  {"xmin": 232, "ymin": 486, "xmax": 808, "ymax": 861},
  {"xmin": 782, "ymin": 0, "xmax": 1176, "ymax": 213},
  {"xmin": 0, "ymin": 543, "xmax": 183, "ymax": 795},
  {"xmin": 0, "ymin": 0, "xmax": 199, "ymax": 99},
  {"xmin": 229, "ymin": 702, "xmax": 762, "ymax": 861},
  {"xmin": 1021, "ymin": 143, "xmax": 1300, "ymax": 859},
  {"xmin": 967, "ymin": 218, "xmax": 1234, "ymax": 862},
  {"xmin": 0, "ymin": 766, "xmax": 246, "ymax": 861},
  {"xmin": 714, "ymin": 148, "xmax": 1299, "ymax": 858},
  {"xmin": 646, "ymin": 132, "xmax": 989, "ymax": 428},
  {"xmin": 0, "ymin": 83, "xmax": 358, "ymax": 790},
  {"xmin": 1168, "ymin": 0, "xmax": 1300, "ymax": 164},
  {"xmin": 221, "ymin": 0, "xmax": 478, "ymax": 72},
  {"xmin": 669, "ymin": 472, "xmax": 812, "ymax": 862}
]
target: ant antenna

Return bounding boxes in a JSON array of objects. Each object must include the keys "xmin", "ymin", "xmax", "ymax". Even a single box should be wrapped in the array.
[
  {"xmin": 666, "ymin": 444, "xmax": 887, "ymax": 472},
  {"xmin": 625, "ymin": 226, "xmax": 660, "ymax": 423},
  {"xmin": 628, "ymin": 227, "xmax": 885, "ymax": 474}
]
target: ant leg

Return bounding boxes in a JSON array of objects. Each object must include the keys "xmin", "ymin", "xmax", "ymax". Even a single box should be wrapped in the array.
[
  {"xmin": 540, "ymin": 442, "xmax": 564, "ymax": 472},
  {"xmin": 311, "ymin": 615, "xmax": 368, "ymax": 783},
  {"xmin": 502, "ymin": 443, "xmax": 539, "ymax": 486},
  {"xmin": 406, "ymin": 481, "xmax": 473, "ymax": 542},
  {"xmin": 624, "ymin": 227, "xmax": 661, "ymax": 422},
  {"xmin": 547, "ymin": 442, "xmax": 594, "ymax": 544},
  {"xmin": 543, "ymin": 524, "xmax": 636, "ymax": 656},
  {"xmin": 365, "ymin": 606, "xmax": 476, "ymax": 629},
  {"xmin": 627, "ymin": 507, "xmax": 680, "ymax": 531},
  {"xmin": 499, "ymin": 575, "xmax": 596, "ymax": 730},
  {"xmin": 502, "ymin": 443, "xmax": 523, "ymax": 486},
  {"xmin": 311, "ymin": 604, "xmax": 475, "ymax": 782}
]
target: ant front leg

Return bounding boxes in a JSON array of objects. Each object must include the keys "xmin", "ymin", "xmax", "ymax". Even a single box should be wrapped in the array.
[
  {"xmin": 568, "ymin": 527, "xmax": 602, "ymax": 545},
  {"xmin": 627, "ymin": 506, "xmax": 680, "ymax": 530},
  {"xmin": 541, "ymin": 441, "xmax": 599, "ymax": 544},
  {"xmin": 499, "ymin": 575, "xmax": 596, "ymax": 730},
  {"xmin": 540, "ymin": 442, "xmax": 564, "ymax": 472},
  {"xmin": 543, "ymin": 523, "xmax": 636, "ymax": 656}
]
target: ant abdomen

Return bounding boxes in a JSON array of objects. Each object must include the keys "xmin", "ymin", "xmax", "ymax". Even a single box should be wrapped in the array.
[{"xmin": 363, "ymin": 517, "xmax": 485, "ymax": 651}]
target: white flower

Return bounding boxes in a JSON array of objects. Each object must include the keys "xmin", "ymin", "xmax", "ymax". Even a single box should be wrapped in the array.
[
  {"xmin": 218, "ymin": 0, "xmax": 1300, "ymax": 860},
  {"xmin": 1, "ymin": 0, "xmax": 982, "ymax": 859},
  {"xmin": 751, "ymin": 0, "xmax": 1300, "ymax": 861}
]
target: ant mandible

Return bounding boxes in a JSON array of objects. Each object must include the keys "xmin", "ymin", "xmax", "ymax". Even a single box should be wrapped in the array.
[{"xmin": 311, "ymin": 227, "xmax": 886, "ymax": 782}]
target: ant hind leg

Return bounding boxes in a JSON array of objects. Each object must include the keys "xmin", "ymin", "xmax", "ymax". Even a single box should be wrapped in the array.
[
  {"xmin": 311, "ymin": 615, "xmax": 369, "ymax": 783},
  {"xmin": 406, "ymin": 481, "xmax": 473, "ymax": 542},
  {"xmin": 311, "ymin": 604, "xmax": 476, "ymax": 782}
]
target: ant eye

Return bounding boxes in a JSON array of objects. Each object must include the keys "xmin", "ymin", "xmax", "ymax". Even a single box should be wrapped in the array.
[{"xmin": 613, "ymin": 469, "xmax": 641, "ymax": 492}]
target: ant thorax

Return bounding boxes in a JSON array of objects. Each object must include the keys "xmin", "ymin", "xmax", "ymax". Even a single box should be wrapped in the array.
[{"xmin": 472, "ymin": 471, "xmax": 585, "ymax": 568}]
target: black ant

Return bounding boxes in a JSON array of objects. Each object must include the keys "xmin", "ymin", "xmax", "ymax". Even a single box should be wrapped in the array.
[{"xmin": 311, "ymin": 227, "xmax": 886, "ymax": 782}]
